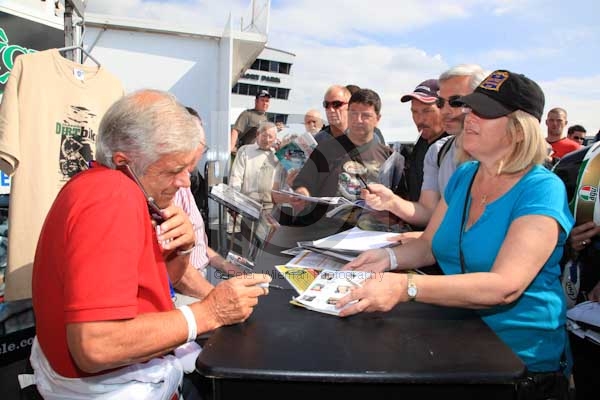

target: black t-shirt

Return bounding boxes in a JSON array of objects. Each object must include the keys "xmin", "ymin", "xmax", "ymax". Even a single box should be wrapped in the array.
[
  {"xmin": 292, "ymin": 135, "xmax": 391, "ymax": 226},
  {"xmin": 293, "ymin": 134, "xmax": 391, "ymax": 199},
  {"xmin": 398, "ymin": 133, "xmax": 448, "ymax": 202}
]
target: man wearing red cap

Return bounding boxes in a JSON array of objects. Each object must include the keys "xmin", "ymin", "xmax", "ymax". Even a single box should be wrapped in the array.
[{"xmin": 397, "ymin": 79, "xmax": 446, "ymax": 207}]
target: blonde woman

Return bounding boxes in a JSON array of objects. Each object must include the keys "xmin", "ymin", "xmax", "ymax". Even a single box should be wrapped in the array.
[{"xmin": 339, "ymin": 71, "xmax": 573, "ymax": 394}]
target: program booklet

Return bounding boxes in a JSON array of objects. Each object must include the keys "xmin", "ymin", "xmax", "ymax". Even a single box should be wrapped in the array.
[
  {"xmin": 210, "ymin": 183, "xmax": 262, "ymax": 220},
  {"xmin": 292, "ymin": 269, "xmax": 370, "ymax": 316},
  {"xmin": 275, "ymin": 131, "xmax": 318, "ymax": 172},
  {"xmin": 285, "ymin": 249, "xmax": 345, "ymax": 271},
  {"xmin": 271, "ymin": 188, "xmax": 352, "ymax": 206},
  {"xmin": 225, "ymin": 251, "xmax": 255, "ymax": 272},
  {"xmin": 275, "ymin": 265, "xmax": 320, "ymax": 294},
  {"xmin": 325, "ymin": 198, "xmax": 371, "ymax": 219}
]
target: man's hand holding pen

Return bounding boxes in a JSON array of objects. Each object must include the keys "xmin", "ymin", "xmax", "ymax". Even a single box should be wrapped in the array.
[
  {"xmin": 360, "ymin": 183, "xmax": 396, "ymax": 212},
  {"xmin": 356, "ymin": 175, "xmax": 372, "ymax": 194}
]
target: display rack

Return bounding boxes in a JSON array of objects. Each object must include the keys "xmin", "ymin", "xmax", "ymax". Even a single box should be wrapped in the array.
[{"xmin": 63, "ymin": 0, "xmax": 86, "ymax": 61}]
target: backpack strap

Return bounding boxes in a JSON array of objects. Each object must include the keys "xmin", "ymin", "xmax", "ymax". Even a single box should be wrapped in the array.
[{"xmin": 437, "ymin": 136, "xmax": 456, "ymax": 168}]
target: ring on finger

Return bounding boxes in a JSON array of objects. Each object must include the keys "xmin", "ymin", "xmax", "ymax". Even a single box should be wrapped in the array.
[{"xmin": 581, "ymin": 240, "xmax": 588, "ymax": 246}]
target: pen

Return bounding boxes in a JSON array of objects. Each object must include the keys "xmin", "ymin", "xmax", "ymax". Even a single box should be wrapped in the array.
[
  {"xmin": 348, "ymin": 150, "xmax": 371, "ymax": 193},
  {"xmin": 257, "ymin": 282, "xmax": 286, "ymax": 290},
  {"xmin": 356, "ymin": 175, "xmax": 371, "ymax": 193}
]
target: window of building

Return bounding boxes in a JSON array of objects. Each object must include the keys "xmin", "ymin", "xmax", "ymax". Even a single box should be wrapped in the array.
[
  {"xmin": 248, "ymin": 85, "xmax": 258, "ymax": 97},
  {"xmin": 232, "ymin": 84, "xmax": 290, "ymax": 100},
  {"xmin": 267, "ymin": 113, "xmax": 288, "ymax": 124},
  {"xmin": 278, "ymin": 62, "xmax": 291, "ymax": 74},
  {"xmin": 247, "ymin": 58, "xmax": 292, "ymax": 75},
  {"xmin": 258, "ymin": 59, "xmax": 269, "ymax": 71}
]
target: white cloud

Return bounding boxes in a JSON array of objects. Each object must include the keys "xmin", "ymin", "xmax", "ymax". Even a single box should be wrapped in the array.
[
  {"xmin": 268, "ymin": 0, "xmax": 470, "ymax": 47},
  {"xmin": 283, "ymin": 43, "xmax": 448, "ymax": 141},
  {"xmin": 81, "ymin": 0, "xmax": 599, "ymax": 141},
  {"xmin": 475, "ymin": 47, "xmax": 560, "ymax": 65}
]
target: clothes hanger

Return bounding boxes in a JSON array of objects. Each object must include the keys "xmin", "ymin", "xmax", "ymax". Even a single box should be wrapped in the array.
[{"xmin": 57, "ymin": 19, "xmax": 101, "ymax": 67}]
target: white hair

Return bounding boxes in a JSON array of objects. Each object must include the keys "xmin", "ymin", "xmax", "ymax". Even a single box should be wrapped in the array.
[
  {"xmin": 96, "ymin": 89, "xmax": 201, "ymax": 176},
  {"xmin": 439, "ymin": 64, "xmax": 488, "ymax": 90}
]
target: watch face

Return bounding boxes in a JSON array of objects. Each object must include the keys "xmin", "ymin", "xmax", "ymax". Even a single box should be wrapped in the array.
[{"xmin": 408, "ymin": 286, "xmax": 418, "ymax": 297}]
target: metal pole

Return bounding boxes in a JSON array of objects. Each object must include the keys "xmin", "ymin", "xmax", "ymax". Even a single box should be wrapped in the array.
[{"xmin": 63, "ymin": 2, "xmax": 75, "ymax": 61}]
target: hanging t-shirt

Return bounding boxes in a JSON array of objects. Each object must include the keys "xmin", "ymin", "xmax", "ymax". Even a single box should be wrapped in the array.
[{"xmin": 0, "ymin": 48, "xmax": 124, "ymax": 300}]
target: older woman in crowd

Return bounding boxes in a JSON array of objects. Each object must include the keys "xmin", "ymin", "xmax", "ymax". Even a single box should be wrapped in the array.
[{"xmin": 339, "ymin": 71, "xmax": 573, "ymax": 395}]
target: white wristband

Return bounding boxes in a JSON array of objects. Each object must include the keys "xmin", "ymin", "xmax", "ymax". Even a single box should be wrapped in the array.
[
  {"xmin": 177, "ymin": 305, "xmax": 197, "ymax": 343},
  {"xmin": 385, "ymin": 248, "xmax": 398, "ymax": 271}
]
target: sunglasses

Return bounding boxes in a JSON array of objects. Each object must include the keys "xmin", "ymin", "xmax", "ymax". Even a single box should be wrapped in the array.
[
  {"xmin": 436, "ymin": 95, "xmax": 462, "ymax": 108},
  {"xmin": 322, "ymin": 100, "xmax": 348, "ymax": 109}
]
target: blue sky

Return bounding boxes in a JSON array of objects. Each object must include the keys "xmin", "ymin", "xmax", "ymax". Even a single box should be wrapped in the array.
[{"xmin": 87, "ymin": 0, "xmax": 600, "ymax": 142}]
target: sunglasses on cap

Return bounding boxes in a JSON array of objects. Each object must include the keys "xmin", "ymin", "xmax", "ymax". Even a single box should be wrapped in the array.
[
  {"xmin": 322, "ymin": 100, "xmax": 348, "ymax": 109},
  {"xmin": 436, "ymin": 95, "xmax": 462, "ymax": 108}
]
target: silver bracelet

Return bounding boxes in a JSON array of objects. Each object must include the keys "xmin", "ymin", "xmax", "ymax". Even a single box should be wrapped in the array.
[
  {"xmin": 176, "ymin": 245, "xmax": 195, "ymax": 256},
  {"xmin": 385, "ymin": 248, "xmax": 398, "ymax": 271}
]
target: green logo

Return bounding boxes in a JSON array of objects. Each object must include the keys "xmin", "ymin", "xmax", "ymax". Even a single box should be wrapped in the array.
[{"xmin": 0, "ymin": 27, "xmax": 37, "ymax": 92}]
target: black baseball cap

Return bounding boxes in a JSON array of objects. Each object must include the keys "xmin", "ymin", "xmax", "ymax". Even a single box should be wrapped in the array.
[
  {"xmin": 449, "ymin": 70, "xmax": 545, "ymax": 121},
  {"xmin": 256, "ymin": 89, "xmax": 271, "ymax": 99},
  {"xmin": 400, "ymin": 79, "xmax": 439, "ymax": 104}
]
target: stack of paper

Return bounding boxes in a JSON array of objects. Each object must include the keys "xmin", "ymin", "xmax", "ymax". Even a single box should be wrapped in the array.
[
  {"xmin": 309, "ymin": 226, "xmax": 399, "ymax": 252},
  {"xmin": 567, "ymin": 301, "xmax": 600, "ymax": 345}
]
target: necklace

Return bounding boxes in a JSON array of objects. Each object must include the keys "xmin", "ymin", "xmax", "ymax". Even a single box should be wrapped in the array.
[{"xmin": 480, "ymin": 194, "xmax": 488, "ymax": 206}]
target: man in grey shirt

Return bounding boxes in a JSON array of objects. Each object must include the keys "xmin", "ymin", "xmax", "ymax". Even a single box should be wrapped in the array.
[{"xmin": 364, "ymin": 64, "xmax": 487, "ymax": 232}]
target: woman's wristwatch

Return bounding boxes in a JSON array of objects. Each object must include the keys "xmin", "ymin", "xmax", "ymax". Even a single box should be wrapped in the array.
[{"xmin": 406, "ymin": 271, "xmax": 418, "ymax": 301}]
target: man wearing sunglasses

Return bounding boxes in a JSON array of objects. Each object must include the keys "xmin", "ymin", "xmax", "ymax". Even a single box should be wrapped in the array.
[
  {"xmin": 314, "ymin": 85, "xmax": 351, "ymax": 143},
  {"xmin": 362, "ymin": 65, "xmax": 486, "ymax": 231},
  {"xmin": 292, "ymin": 88, "xmax": 391, "ymax": 224},
  {"xmin": 567, "ymin": 124, "xmax": 587, "ymax": 146}
]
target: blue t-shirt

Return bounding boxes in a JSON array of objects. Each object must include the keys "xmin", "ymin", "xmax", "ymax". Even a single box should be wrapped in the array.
[{"xmin": 432, "ymin": 161, "xmax": 574, "ymax": 372}]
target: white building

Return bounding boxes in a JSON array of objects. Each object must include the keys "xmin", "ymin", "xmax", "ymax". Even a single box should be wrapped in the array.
[
  {"xmin": 0, "ymin": 0, "xmax": 272, "ymax": 182},
  {"xmin": 230, "ymin": 46, "xmax": 296, "ymax": 126}
]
